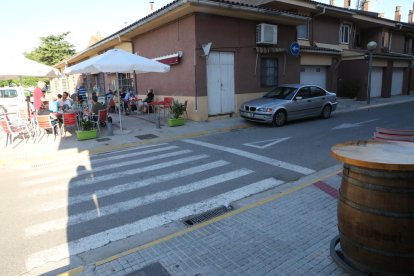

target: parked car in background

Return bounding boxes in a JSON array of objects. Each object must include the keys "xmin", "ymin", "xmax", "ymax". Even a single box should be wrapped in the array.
[
  {"xmin": 0, "ymin": 87, "xmax": 26, "ymax": 114},
  {"xmin": 240, "ymin": 84, "xmax": 337, "ymax": 127}
]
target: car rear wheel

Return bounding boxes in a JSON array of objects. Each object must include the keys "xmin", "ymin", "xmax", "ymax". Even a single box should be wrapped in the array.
[
  {"xmin": 272, "ymin": 110, "xmax": 286, "ymax": 127},
  {"xmin": 321, "ymin": 105, "xmax": 331, "ymax": 119}
]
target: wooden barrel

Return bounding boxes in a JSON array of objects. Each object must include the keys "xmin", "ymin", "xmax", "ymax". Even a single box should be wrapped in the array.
[{"xmin": 332, "ymin": 140, "xmax": 414, "ymax": 275}]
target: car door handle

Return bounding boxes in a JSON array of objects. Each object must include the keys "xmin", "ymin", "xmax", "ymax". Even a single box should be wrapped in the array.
[
  {"xmin": 322, "ymin": 97, "xmax": 325, "ymax": 100},
  {"xmin": 307, "ymin": 100, "xmax": 312, "ymax": 102}
]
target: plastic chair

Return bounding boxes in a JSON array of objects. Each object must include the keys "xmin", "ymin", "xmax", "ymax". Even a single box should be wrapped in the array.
[
  {"xmin": 35, "ymin": 115, "xmax": 58, "ymax": 138},
  {"xmin": 61, "ymin": 112, "xmax": 77, "ymax": 137},
  {"xmin": 93, "ymin": 109, "xmax": 108, "ymax": 133},
  {"xmin": 160, "ymin": 97, "xmax": 173, "ymax": 119},
  {"xmin": 0, "ymin": 117, "xmax": 27, "ymax": 146},
  {"xmin": 183, "ymin": 100, "xmax": 188, "ymax": 118},
  {"xmin": 17, "ymin": 109, "xmax": 36, "ymax": 138}
]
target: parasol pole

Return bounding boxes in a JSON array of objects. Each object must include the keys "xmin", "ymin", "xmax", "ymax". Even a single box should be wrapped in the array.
[{"xmin": 116, "ymin": 72, "xmax": 123, "ymax": 131}]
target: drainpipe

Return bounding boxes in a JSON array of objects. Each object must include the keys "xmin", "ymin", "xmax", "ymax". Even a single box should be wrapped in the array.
[{"xmin": 312, "ymin": 6, "xmax": 327, "ymax": 45}]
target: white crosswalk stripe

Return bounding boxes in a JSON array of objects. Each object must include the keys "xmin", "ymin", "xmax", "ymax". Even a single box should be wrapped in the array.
[
  {"xmin": 25, "ymin": 177, "xmax": 283, "ymax": 271},
  {"xmin": 23, "ymin": 154, "xmax": 208, "ymax": 197},
  {"xmin": 28, "ymin": 160, "xmax": 230, "ymax": 214},
  {"xmin": 21, "ymin": 142, "xmax": 295, "ymax": 272},
  {"xmin": 25, "ymin": 169, "xmax": 254, "ymax": 237}
]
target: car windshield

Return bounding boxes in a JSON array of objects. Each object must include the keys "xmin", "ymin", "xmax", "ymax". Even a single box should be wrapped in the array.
[{"xmin": 263, "ymin": 87, "xmax": 297, "ymax": 100}]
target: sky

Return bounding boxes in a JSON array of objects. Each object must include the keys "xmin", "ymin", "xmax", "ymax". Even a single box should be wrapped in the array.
[{"xmin": 0, "ymin": 0, "xmax": 412, "ymax": 57}]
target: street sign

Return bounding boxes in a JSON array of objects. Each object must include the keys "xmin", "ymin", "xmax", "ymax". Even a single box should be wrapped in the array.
[{"xmin": 290, "ymin": 42, "xmax": 300, "ymax": 56}]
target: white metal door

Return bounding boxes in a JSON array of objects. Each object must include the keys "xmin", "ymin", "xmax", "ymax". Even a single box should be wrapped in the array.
[
  {"xmin": 370, "ymin": 68, "xmax": 383, "ymax": 98},
  {"xmin": 207, "ymin": 52, "xmax": 235, "ymax": 115},
  {"xmin": 391, "ymin": 68, "xmax": 404, "ymax": 96},
  {"xmin": 300, "ymin": 66, "xmax": 327, "ymax": 89}
]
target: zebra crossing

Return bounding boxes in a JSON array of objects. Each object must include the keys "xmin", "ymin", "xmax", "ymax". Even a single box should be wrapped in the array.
[{"xmin": 18, "ymin": 141, "xmax": 312, "ymax": 272}]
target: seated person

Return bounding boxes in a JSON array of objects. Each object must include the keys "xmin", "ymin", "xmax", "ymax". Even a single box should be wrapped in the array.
[
  {"xmin": 90, "ymin": 95, "xmax": 105, "ymax": 121},
  {"xmin": 48, "ymin": 97, "xmax": 59, "ymax": 113},
  {"xmin": 138, "ymin": 88, "xmax": 154, "ymax": 112},
  {"xmin": 61, "ymin": 92, "xmax": 72, "ymax": 111},
  {"xmin": 72, "ymin": 95, "xmax": 89, "ymax": 120}
]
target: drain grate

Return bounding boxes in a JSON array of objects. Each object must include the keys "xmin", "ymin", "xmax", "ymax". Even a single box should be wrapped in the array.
[
  {"xmin": 184, "ymin": 205, "xmax": 233, "ymax": 226},
  {"xmin": 96, "ymin": 138, "xmax": 111, "ymax": 142},
  {"xmin": 135, "ymin": 134, "xmax": 158, "ymax": 139},
  {"xmin": 126, "ymin": 262, "xmax": 171, "ymax": 276}
]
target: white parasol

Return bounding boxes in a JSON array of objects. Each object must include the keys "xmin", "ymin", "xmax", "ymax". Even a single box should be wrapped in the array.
[
  {"xmin": 64, "ymin": 49, "xmax": 170, "ymax": 131},
  {"xmin": 0, "ymin": 54, "xmax": 60, "ymax": 80}
]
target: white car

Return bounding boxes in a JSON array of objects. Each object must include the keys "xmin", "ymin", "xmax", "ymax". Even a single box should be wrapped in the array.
[{"xmin": 0, "ymin": 87, "xmax": 26, "ymax": 114}]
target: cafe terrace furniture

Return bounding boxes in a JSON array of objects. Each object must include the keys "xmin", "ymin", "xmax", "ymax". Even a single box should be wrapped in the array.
[
  {"xmin": 60, "ymin": 112, "xmax": 77, "ymax": 137},
  {"xmin": 0, "ymin": 117, "xmax": 27, "ymax": 146}
]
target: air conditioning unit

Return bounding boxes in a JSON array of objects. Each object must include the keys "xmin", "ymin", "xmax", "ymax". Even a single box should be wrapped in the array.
[{"xmin": 256, "ymin": 23, "xmax": 278, "ymax": 45}]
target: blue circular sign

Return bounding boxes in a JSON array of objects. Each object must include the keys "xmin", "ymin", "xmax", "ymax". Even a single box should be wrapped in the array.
[{"xmin": 290, "ymin": 42, "xmax": 300, "ymax": 56}]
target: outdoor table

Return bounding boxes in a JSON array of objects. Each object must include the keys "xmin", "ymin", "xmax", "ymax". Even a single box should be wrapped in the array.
[{"xmin": 330, "ymin": 140, "xmax": 414, "ymax": 275}]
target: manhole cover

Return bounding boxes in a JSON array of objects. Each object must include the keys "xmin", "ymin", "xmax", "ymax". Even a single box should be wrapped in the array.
[
  {"xmin": 184, "ymin": 205, "xmax": 233, "ymax": 226},
  {"xmin": 96, "ymin": 138, "xmax": 111, "ymax": 142},
  {"xmin": 135, "ymin": 134, "xmax": 158, "ymax": 139},
  {"xmin": 126, "ymin": 262, "xmax": 171, "ymax": 276}
]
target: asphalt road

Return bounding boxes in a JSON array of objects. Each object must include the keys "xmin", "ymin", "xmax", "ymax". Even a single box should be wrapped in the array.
[{"xmin": 1, "ymin": 102, "xmax": 413, "ymax": 275}]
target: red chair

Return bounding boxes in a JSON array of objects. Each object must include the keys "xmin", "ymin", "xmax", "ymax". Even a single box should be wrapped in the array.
[
  {"xmin": 61, "ymin": 112, "xmax": 77, "ymax": 137},
  {"xmin": 159, "ymin": 97, "xmax": 173, "ymax": 119},
  {"xmin": 0, "ymin": 117, "xmax": 27, "ymax": 146},
  {"xmin": 93, "ymin": 109, "xmax": 108, "ymax": 133},
  {"xmin": 35, "ymin": 115, "xmax": 58, "ymax": 139}
]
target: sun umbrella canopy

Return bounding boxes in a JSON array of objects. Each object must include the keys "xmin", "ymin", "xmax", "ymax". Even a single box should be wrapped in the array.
[
  {"xmin": 0, "ymin": 54, "xmax": 60, "ymax": 80},
  {"xmin": 64, "ymin": 49, "xmax": 170, "ymax": 74}
]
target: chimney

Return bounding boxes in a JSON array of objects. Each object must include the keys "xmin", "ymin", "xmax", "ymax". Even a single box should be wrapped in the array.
[
  {"xmin": 378, "ymin": 13, "xmax": 384, "ymax": 18},
  {"xmin": 149, "ymin": 1, "xmax": 154, "ymax": 12},
  {"xmin": 344, "ymin": 0, "xmax": 350, "ymax": 9},
  {"xmin": 362, "ymin": 0, "xmax": 370, "ymax": 11},
  {"xmin": 330, "ymin": 0, "xmax": 335, "ymax": 5},
  {"xmin": 409, "ymin": 10, "xmax": 413, "ymax": 23},
  {"xmin": 395, "ymin": 6, "xmax": 401, "ymax": 21}
]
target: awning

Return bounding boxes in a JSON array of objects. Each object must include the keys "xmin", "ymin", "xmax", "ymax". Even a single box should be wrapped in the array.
[
  {"xmin": 154, "ymin": 51, "xmax": 183, "ymax": 65},
  {"xmin": 255, "ymin": 47, "xmax": 286, "ymax": 54},
  {"xmin": 314, "ymin": 42, "xmax": 343, "ymax": 52}
]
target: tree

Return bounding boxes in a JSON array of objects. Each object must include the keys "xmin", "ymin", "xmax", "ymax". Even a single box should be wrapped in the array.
[{"xmin": 25, "ymin": 32, "xmax": 76, "ymax": 66}]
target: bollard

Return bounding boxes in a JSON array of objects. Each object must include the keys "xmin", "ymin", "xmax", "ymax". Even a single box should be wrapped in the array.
[
  {"xmin": 155, "ymin": 114, "xmax": 161, "ymax": 129},
  {"xmin": 107, "ymin": 116, "xmax": 114, "ymax": 136}
]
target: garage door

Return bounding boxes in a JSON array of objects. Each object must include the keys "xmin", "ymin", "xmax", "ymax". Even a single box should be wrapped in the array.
[
  {"xmin": 370, "ymin": 67, "xmax": 383, "ymax": 98},
  {"xmin": 391, "ymin": 68, "xmax": 404, "ymax": 96},
  {"xmin": 300, "ymin": 66, "xmax": 327, "ymax": 89}
]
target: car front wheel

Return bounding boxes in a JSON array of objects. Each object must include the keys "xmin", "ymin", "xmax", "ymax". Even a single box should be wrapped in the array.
[
  {"xmin": 272, "ymin": 110, "xmax": 286, "ymax": 127},
  {"xmin": 321, "ymin": 105, "xmax": 331, "ymax": 119}
]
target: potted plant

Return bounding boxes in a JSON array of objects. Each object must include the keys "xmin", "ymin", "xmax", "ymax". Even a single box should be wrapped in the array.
[
  {"xmin": 76, "ymin": 119, "xmax": 98, "ymax": 140},
  {"xmin": 168, "ymin": 99, "xmax": 186, "ymax": 127}
]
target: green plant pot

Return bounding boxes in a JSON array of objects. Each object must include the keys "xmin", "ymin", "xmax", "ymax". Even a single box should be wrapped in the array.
[
  {"xmin": 76, "ymin": 129, "xmax": 98, "ymax": 140},
  {"xmin": 168, "ymin": 117, "xmax": 185, "ymax": 127}
]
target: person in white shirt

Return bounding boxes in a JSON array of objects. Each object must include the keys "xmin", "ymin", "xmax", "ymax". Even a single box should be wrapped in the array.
[{"xmin": 62, "ymin": 92, "xmax": 72, "ymax": 110}]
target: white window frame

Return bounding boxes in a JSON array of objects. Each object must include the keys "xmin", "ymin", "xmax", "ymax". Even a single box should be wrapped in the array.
[
  {"xmin": 340, "ymin": 23, "xmax": 351, "ymax": 44},
  {"xmin": 297, "ymin": 22, "xmax": 309, "ymax": 40}
]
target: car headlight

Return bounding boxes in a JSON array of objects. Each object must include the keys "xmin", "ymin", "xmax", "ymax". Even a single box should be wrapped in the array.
[{"xmin": 257, "ymin": 107, "xmax": 273, "ymax": 112}]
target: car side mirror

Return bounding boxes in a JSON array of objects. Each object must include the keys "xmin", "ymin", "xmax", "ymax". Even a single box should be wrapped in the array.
[{"xmin": 295, "ymin": 96, "xmax": 303, "ymax": 101}]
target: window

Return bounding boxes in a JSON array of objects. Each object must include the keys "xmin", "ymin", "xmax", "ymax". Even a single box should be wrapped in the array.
[
  {"xmin": 296, "ymin": 87, "xmax": 310, "ymax": 99},
  {"xmin": 118, "ymin": 73, "xmax": 134, "ymax": 93},
  {"xmin": 260, "ymin": 58, "xmax": 278, "ymax": 87},
  {"xmin": 340, "ymin": 23, "xmax": 351, "ymax": 44},
  {"xmin": 297, "ymin": 23, "xmax": 309, "ymax": 40},
  {"xmin": 310, "ymin": 86, "xmax": 326, "ymax": 97},
  {"xmin": 382, "ymin": 31, "xmax": 390, "ymax": 48}
]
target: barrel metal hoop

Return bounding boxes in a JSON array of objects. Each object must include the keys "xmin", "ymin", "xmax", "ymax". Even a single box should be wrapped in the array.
[
  {"xmin": 344, "ymin": 164, "xmax": 414, "ymax": 179},
  {"xmin": 338, "ymin": 230, "xmax": 414, "ymax": 258},
  {"xmin": 339, "ymin": 194, "xmax": 414, "ymax": 218},
  {"xmin": 342, "ymin": 174, "xmax": 414, "ymax": 193}
]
